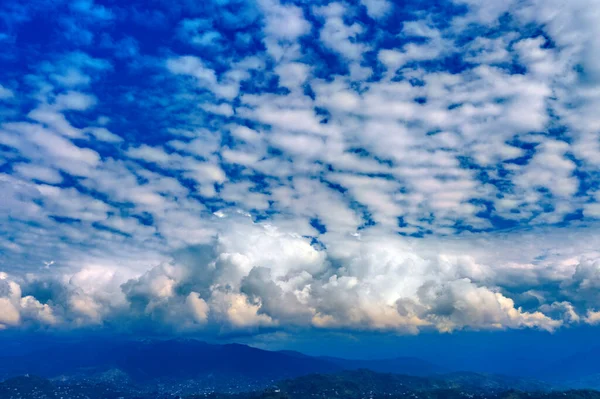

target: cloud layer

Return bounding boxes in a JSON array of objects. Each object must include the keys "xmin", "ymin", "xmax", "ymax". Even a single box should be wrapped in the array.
[{"xmin": 1, "ymin": 0, "xmax": 600, "ymax": 336}]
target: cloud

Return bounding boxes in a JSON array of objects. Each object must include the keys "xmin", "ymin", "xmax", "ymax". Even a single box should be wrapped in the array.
[
  {"xmin": 585, "ymin": 310, "xmax": 600, "ymax": 325},
  {"xmin": 6, "ymin": 218, "xmax": 600, "ymax": 334},
  {"xmin": 1, "ymin": 0, "xmax": 600, "ymax": 339},
  {"xmin": 0, "ymin": 273, "xmax": 57, "ymax": 330},
  {"xmin": 361, "ymin": 0, "xmax": 391, "ymax": 19},
  {"xmin": 186, "ymin": 292, "xmax": 209, "ymax": 324},
  {"xmin": 0, "ymin": 84, "xmax": 14, "ymax": 100},
  {"xmin": 260, "ymin": 0, "xmax": 310, "ymax": 41},
  {"xmin": 314, "ymin": 3, "xmax": 367, "ymax": 61}
]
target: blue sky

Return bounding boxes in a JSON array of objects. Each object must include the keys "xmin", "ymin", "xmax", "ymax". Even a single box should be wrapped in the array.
[{"xmin": 1, "ymin": 0, "xmax": 600, "ymax": 347}]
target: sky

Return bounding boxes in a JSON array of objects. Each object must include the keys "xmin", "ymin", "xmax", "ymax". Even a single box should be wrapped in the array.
[{"xmin": 1, "ymin": 0, "xmax": 600, "ymax": 354}]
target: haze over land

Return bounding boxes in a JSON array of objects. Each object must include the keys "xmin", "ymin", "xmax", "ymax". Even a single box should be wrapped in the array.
[
  {"xmin": 1, "ymin": 0, "xmax": 600, "ymax": 387},
  {"xmin": 3, "ymin": 339, "xmax": 600, "ymax": 398}
]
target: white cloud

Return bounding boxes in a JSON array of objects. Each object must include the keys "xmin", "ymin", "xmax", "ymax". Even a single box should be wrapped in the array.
[
  {"xmin": 260, "ymin": 0, "xmax": 310, "ymax": 40},
  {"xmin": 54, "ymin": 91, "xmax": 97, "ymax": 111},
  {"xmin": 128, "ymin": 145, "xmax": 173, "ymax": 165},
  {"xmin": 186, "ymin": 292, "xmax": 209, "ymax": 323},
  {"xmin": 314, "ymin": 3, "xmax": 367, "ymax": 61},
  {"xmin": 361, "ymin": 0, "xmax": 391, "ymax": 19},
  {"xmin": 0, "ymin": 273, "xmax": 57, "ymax": 329},
  {"xmin": 167, "ymin": 56, "xmax": 241, "ymax": 99},
  {"xmin": 585, "ymin": 309, "xmax": 600, "ymax": 325},
  {"xmin": 275, "ymin": 62, "xmax": 310, "ymax": 90},
  {"xmin": 85, "ymin": 127, "xmax": 123, "ymax": 143},
  {"xmin": 0, "ymin": 84, "xmax": 14, "ymax": 100},
  {"xmin": 12, "ymin": 163, "xmax": 63, "ymax": 184},
  {"xmin": 2, "ymin": 0, "xmax": 600, "ymax": 339}
]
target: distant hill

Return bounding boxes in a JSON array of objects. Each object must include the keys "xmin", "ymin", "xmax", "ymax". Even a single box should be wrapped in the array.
[
  {"xmin": 0, "ymin": 339, "xmax": 341, "ymax": 382},
  {"xmin": 0, "ymin": 338, "xmax": 559, "ymax": 393},
  {"xmin": 277, "ymin": 369, "xmax": 552, "ymax": 395},
  {"xmin": 275, "ymin": 349, "xmax": 446, "ymax": 376},
  {"xmin": 319, "ymin": 355, "xmax": 446, "ymax": 376},
  {"xmin": 536, "ymin": 346, "xmax": 600, "ymax": 390},
  {"xmin": 437, "ymin": 371, "xmax": 551, "ymax": 392},
  {"xmin": 0, "ymin": 339, "xmax": 452, "ymax": 383}
]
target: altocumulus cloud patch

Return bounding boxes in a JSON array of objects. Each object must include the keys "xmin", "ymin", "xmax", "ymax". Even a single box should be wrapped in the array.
[{"xmin": 0, "ymin": 0, "xmax": 600, "ymax": 336}]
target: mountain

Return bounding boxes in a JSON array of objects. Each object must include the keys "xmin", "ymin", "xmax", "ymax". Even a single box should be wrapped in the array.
[
  {"xmin": 276, "ymin": 369, "xmax": 552, "ymax": 395},
  {"xmin": 275, "ymin": 349, "xmax": 447, "ymax": 376},
  {"xmin": 0, "ymin": 339, "xmax": 452, "ymax": 383},
  {"xmin": 536, "ymin": 346, "xmax": 600, "ymax": 389},
  {"xmin": 320, "ymin": 355, "xmax": 446, "ymax": 376},
  {"xmin": 437, "ymin": 371, "xmax": 551, "ymax": 392},
  {"xmin": 0, "ymin": 338, "xmax": 549, "ymax": 393},
  {"xmin": 0, "ymin": 339, "xmax": 341, "ymax": 383}
]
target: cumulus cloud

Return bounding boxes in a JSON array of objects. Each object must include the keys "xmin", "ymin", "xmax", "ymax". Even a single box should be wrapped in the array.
[
  {"xmin": 4, "ymin": 219, "xmax": 600, "ymax": 334},
  {"xmin": 585, "ymin": 310, "xmax": 600, "ymax": 325},
  {"xmin": 0, "ymin": 273, "xmax": 57, "ymax": 329},
  {"xmin": 1, "ymin": 0, "xmax": 600, "ymax": 338}
]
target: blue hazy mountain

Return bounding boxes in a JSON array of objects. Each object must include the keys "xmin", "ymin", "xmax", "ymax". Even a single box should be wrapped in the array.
[
  {"xmin": 532, "ymin": 346, "xmax": 600, "ymax": 389},
  {"xmin": 276, "ymin": 350, "xmax": 445, "ymax": 376},
  {"xmin": 2, "ymin": 338, "xmax": 600, "ymax": 393},
  {"xmin": 318, "ymin": 355, "xmax": 446, "ymax": 376},
  {"xmin": 0, "ymin": 339, "xmax": 341, "ymax": 381},
  {"xmin": 0, "ymin": 338, "xmax": 451, "ymax": 383}
]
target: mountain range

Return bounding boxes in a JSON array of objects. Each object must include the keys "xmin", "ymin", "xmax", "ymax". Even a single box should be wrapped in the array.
[{"xmin": 1, "ymin": 339, "xmax": 600, "ymax": 391}]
